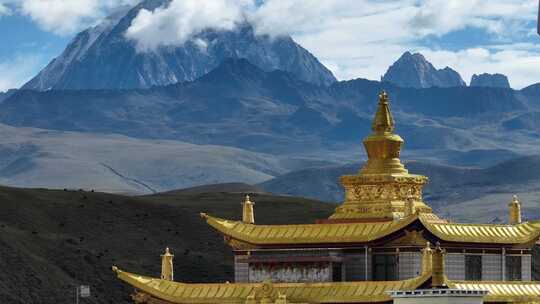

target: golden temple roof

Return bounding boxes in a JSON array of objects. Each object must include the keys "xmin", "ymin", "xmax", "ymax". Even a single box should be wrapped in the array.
[
  {"xmin": 447, "ymin": 281, "xmax": 540, "ymax": 303},
  {"xmin": 202, "ymin": 213, "xmax": 540, "ymax": 246},
  {"xmin": 203, "ymin": 213, "xmax": 418, "ymax": 246},
  {"xmin": 421, "ymin": 216, "xmax": 540, "ymax": 244},
  {"xmin": 113, "ymin": 267, "xmax": 430, "ymax": 304},
  {"xmin": 113, "ymin": 267, "xmax": 540, "ymax": 304}
]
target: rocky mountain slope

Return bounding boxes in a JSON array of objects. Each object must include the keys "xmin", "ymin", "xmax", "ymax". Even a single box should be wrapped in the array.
[
  {"xmin": 4, "ymin": 59, "xmax": 537, "ymax": 158},
  {"xmin": 22, "ymin": 0, "xmax": 335, "ymax": 90},
  {"xmin": 470, "ymin": 73, "xmax": 511, "ymax": 88},
  {"xmin": 382, "ymin": 52, "xmax": 466, "ymax": 88}
]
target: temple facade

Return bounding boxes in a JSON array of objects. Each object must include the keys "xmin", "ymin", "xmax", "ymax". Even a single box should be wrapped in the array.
[{"xmin": 113, "ymin": 92, "xmax": 540, "ymax": 304}]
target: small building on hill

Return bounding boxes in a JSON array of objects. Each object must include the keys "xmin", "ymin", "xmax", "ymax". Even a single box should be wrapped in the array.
[{"xmin": 113, "ymin": 92, "xmax": 540, "ymax": 303}]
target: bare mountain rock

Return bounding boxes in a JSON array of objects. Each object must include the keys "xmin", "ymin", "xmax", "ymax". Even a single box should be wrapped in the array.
[
  {"xmin": 470, "ymin": 73, "xmax": 511, "ymax": 89},
  {"xmin": 382, "ymin": 51, "xmax": 466, "ymax": 88}
]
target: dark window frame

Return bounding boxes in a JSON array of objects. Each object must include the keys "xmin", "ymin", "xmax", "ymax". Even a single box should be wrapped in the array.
[
  {"xmin": 332, "ymin": 262, "xmax": 343, "ymax": 282},
  {"xmin": 372, "ymin": 254, "xmax": 397, "ymax": 281},
  {"xmin": 505, "ymin": 255, "xmax": 522, "ymax": 281},
  {"xmin": 465, "ymin": 255, "xmax": 482, "ymax": 281}
]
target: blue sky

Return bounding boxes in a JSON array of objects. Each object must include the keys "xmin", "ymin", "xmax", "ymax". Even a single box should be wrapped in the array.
[{"xmin": 0, "ymin": 0, "xmax": 539, "ymax": 91}]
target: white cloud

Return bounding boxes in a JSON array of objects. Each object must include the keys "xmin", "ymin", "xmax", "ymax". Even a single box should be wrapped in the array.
[
  {"xmin": 409, "ymin": 0, "xmax": 537, "ymax": 36},
  {"xmin": 267, "ymin": 0, "xmax": 540, "ymax": 87},
  {"xmin": 16, "ymin": 0, "xmax": 139, "ymax": 35},
  {"xmin": 0, "ymin": 54, "xmax": 43, "ymax": 91},
  {"xmin": 125, "ymin": 0, "xmax": 255, "ymax": 51},
  {"xmin": 0, "ymin": 3, "xmax": 12, "ymax": 16}
]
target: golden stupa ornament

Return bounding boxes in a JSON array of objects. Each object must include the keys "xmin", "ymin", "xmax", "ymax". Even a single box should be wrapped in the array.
[
  {"xmin": 431, "ymin": 242, "xmax": 447, "ymax": 287},
  {"xmin": 509, "ymin": 194, "xmax": 522, "ymax": 225},
  {"xmin": 161, "ymin": 247, "xmax": 174, "ymax": 281},
  {"xmin": 421, "ymin": 242, "xmax": 433, "ymax": 275},
  {"xmin": 242, "ymin": 194, "xmax": 255, "ymax": 224},
  {"xmin": 331, "ymin": 91, "xmax": 432, "ymax": 220}
]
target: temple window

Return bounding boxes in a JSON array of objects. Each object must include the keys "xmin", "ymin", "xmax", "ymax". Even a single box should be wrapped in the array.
[
  {"xmin": 372, "ymin": 254, "xmax": 397, "ymax": 281},
  {"xmin": 332, "ymin": 262, "xmax": 343, "ymax": 282},
  {"xmin": 505, "ymin": 255, "xmax": 522, "ymax": 281},
  {"xmin": 465, "ymin": 255, "xmax": 482, "ymax": 281}
]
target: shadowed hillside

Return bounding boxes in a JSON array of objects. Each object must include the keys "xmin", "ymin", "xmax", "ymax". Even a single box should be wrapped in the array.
[{"xmin": 0, "ymin": 186, "xmax": 332, "ymax": 304}]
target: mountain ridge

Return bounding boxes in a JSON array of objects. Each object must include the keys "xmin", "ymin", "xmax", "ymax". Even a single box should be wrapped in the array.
[
  {"xmin": 382, "ymin": 51, "xmax": 466, "ymax": 88},
  {"xmin": 470, "ymin": 73, "xmax": 511, "ymax": 89},
  {"xmin": 3, "ymin": 58, "xmax": 536, "ymax": 157},
  {"xmin": 22, "ymin": 0, "xmax": 335, "ymax": 90}
]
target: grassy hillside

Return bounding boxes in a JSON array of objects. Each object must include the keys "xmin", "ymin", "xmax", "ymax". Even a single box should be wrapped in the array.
[
  {"xmin": 0, "ymin": 186, "xmax": 332, "ymax": 303},
  {"xmin": 0, "ymin": 185, "xmax": 537, "ymax": 303}
]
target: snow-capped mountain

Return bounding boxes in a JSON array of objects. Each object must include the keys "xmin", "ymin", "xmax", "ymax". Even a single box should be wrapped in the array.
[
  {"xmin": 23, "ymin": 0, "xmax": 336, "ymax": 90},
  {"xmin": 382, "ymin": 51, "xmax": 466, "ymax": 89}
]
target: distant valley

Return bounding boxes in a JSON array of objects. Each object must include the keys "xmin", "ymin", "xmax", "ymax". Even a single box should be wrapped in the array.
[{"xmin": 0, "ymin": 123, "xmax": 337, "ymax": 195}]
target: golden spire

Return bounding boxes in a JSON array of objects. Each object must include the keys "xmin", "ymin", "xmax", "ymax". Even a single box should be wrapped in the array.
[
  {"xmin": 331, "ymin": 91, "xmax": 432, "ymax": 221},
  {"xmin": 161, "ymin": 247, "xmax": 174, "ymax": 281},
  {"xmin": 421, "ymin": 242, "xmax": 433, "ymax": 275},
  {"xmin": 431, "ymin": 242, "xmax": 446, "ymax": 288},
  {"xmin": 372, "ymin": 91, "xmax": 395, "ymax": 134},
  {"xmin": 360, "ymin": 91, "xmax": 407, "ymax": 175},
  {"xmin": 242, "ymin": 194, "xmax": 255, "ymax": 224},
  {"xmin": 509, "ymin": 195, "xmax": 522, "ymax": 225}
]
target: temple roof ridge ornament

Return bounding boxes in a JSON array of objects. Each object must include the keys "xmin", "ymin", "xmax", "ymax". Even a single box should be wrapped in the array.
[
  {"xmin": 243, "ymin": 194, "xmax": 255, "ymax": 224},
  {"xmin": 508, "ymin": 194, "xmax": 522, "ymax": 225}
]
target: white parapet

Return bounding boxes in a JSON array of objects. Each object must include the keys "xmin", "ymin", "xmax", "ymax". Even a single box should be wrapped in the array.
[{"xmin": 388, "ymin": 289, "xmax": 488, "ymax": 304}]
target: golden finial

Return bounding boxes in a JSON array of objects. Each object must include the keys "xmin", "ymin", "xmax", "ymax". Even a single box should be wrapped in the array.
[
  {"xmin": 372, "ymin": 90, "xmax": 395, "ymax": 134},
  {"xmin": 431, "ymin": 242, "xmax": 446, "ymax": 288},
  {"xmin": 421, "ymin": 242, "xmax": 432, "ymax": 275},
  {"xmin": 242, "ymin": 194, "xmax": 255, "ymax": 224},
  {"xmin": 509, "ymin": 195, "xmax": 522, "ymax": 225},
  {"xmin": 161, "ymin": 247, "xmax": 174, "ymax": 281}
]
